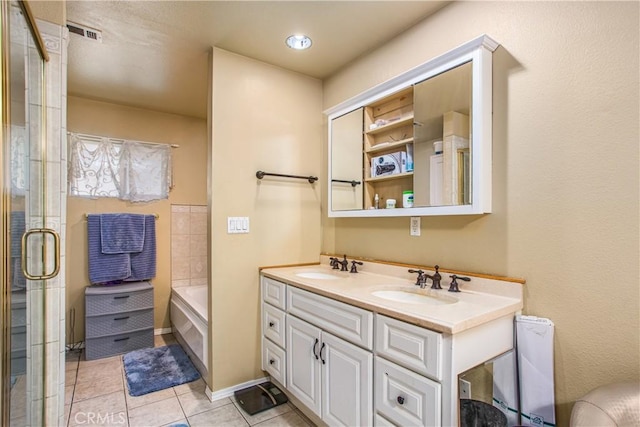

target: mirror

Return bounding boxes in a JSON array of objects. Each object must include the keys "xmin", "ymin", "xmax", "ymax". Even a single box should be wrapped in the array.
[
  {"xmin": 413, "ymin": 61, "xmax": 472, "ymax": 207},
  {"xmin": 326, "ymin": 35, "xmax": 496, "ymax": 217},
  {"xmin": 330, "ymin": 108, "xmax": 363, "ymax": 211}
]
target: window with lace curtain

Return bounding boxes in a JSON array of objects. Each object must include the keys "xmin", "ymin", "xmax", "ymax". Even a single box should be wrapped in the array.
[{"xmin": 68, "ymin": 133, "xmax": 173, "ymax": 202}]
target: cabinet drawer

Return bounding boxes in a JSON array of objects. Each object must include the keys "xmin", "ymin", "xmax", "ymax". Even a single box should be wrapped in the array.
[
  {"xmin": 263, "ymin": 303, "xmax": 286, "ymax": 348},
  {"xmin": 375, "ymin": 314, "xmax": 442, "ymax": 380},
  {"xmin": 86, "ymin": 308, "xmax": 154, "ymax": 339},
  {"xmin": 85, "ymin": 328, "xmax": 154, "ymax": 360},
  {"xmin": 288, "ymin": 286, "xmax": 373, "ymax": 350},
  {"xmin": 85, "ymin": 287, "xmax": 153, "ymax": 315},
  {"xmin": 262, "ymin": 337, "xmax": 286, "ymax": 385},
  {"xmin": 374, "ymin": 413, "xmax": 397, "ymax": 427},
  {"xmin": 375, "ymin": 356, "xmax": 441, "ymax": 427},
  {"xmin": 262, "ymin": 276, "xmax": 286, "ymax": 310}
]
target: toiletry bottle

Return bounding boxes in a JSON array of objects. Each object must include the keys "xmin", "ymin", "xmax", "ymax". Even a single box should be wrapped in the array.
[{"xmin": 374, "ymin": 194, "xmax": 379, "ymax": 209}]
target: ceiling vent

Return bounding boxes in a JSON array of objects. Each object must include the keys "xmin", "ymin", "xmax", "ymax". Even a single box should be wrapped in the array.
[{"xmin": 67, "ymin": 22, "xmax": 102, "ymax": 43}]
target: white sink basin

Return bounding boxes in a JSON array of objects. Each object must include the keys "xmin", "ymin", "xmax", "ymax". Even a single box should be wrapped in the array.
[
  {"xmin": 372, "ymin": 290, "xmax": 457, "ymax": 305},
  {"xmin": 296, "ymin": 272, "xmax": 338, "ymax": 280}
]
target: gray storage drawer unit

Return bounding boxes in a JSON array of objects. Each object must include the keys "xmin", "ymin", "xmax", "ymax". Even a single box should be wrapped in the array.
[{"xmin": 85, "ymin": 281, "xmax": 154, "ymax": 360}]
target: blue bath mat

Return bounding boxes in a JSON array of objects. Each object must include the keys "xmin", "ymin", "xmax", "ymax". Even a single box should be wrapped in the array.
[{"xmin": 123, "ymin": 344, "xmax": 200, "ymax": 396}]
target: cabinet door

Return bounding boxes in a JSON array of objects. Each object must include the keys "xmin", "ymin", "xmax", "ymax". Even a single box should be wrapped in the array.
[
  {"xmin": 330, "ymin": 108, "xmax": 364, "ymax": 211},
  {"xmin": 287, "ymin": 315, "xmax": 322, "ymax": 417},
  {"xmin": 321, "ymin": 332, "xmax": 373, "ymax": 427}
]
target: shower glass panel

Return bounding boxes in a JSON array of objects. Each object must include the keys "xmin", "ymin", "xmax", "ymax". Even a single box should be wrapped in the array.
[{"xmin": 1, "ymin": 1, "xmax": 50, "ymax": 425}]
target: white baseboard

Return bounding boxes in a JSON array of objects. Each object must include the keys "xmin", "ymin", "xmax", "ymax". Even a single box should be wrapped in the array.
[
  {"xmin": 205, "ymin": 376, "xmax": 270, "ymax": 402},
  {"xmin": 154, "ymin": 328, "xmax": 173, "ymax": 335}
]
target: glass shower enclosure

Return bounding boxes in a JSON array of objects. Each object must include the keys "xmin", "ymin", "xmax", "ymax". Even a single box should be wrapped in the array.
[{"xmin": 1, "ymin": 1, "xmax": 60, "ymax": 425}]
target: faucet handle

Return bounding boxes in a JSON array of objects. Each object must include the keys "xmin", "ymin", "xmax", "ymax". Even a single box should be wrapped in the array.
[
  {"xmin": 350, "ymin": 260, "xmax": 363, "ymax": 273},
  {"xmin": 329, "ymin": 257, "xmax": 340, "ymax": 269},
  {"xmin": 448, "ymin": 274, "xmax": 471, "ymax": 292},
  {"xmin": 408, "ymin": 269, "xmax": 425, "ymax": 286}
]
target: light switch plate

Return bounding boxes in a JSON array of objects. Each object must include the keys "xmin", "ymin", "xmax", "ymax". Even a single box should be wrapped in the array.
[
  {"xmin": 228, "ymin": 217, "xmax": 249, "ymax": 234},
  {"xmin": 410, "ymin": 217, "xmax": 421, "ymax": 236}
]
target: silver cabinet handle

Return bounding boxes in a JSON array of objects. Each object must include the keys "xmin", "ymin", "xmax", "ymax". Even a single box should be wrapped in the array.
[{"xmin": 21, "ymin": 228, "xmax": 60, "ymax": 280}]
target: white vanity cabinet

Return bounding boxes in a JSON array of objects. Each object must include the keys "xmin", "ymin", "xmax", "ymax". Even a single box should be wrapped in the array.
[
  {"xmin": 261, "ymin": 276, "xmax": 287, "ymax": 385},
  {"xmin": 260, "ymin": 267, "xmax": 520, "ymax": 427},
  {"xmin": 374, "ymin": 314, "xmax": 443, "ymax": 426},
  {"xmin": 286, "ymin": 287, "xmax": 374, "ymax": 426},
  {"xmin": 287, "ymin": 315, "xmax": 373, "ymax": 426}
]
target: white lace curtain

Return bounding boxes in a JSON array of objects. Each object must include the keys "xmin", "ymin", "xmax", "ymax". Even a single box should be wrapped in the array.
[{"xmin": 68, "ymin": 133, "xmax": 172, "ymax": 202}]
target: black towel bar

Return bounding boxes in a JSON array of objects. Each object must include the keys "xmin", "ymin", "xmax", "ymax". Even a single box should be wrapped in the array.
[
  {"xmin": 256, "ymin": 171, "xmax": 318, "ymax": 184},
  {"xmin": 331, "ymin": 179, "xmax": 361, "ymax": 187}
]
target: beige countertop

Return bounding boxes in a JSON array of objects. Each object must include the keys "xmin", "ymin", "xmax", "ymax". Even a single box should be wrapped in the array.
[{"xmin": 261, "ymin": 263, "xmax": 523, "ymax": 334}]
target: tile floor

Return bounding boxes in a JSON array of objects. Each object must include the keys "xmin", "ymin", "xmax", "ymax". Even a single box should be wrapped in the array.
[{"xmin": 65, "ymin": 334, "xmax": 313, "ymax": 427}]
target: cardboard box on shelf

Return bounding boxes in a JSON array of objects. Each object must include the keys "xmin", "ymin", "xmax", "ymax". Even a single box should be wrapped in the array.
[{"xmin": 371, "ymin": 151, "xmax": 408, "ymax": 178}]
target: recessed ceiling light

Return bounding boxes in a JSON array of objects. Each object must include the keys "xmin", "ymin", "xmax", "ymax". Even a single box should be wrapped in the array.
[{"xmin": 285, "ymin": 34, "xmax": 312, "ymax": 50}]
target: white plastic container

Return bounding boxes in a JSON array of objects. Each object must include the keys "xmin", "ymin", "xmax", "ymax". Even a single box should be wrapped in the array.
[
  {"xmin": 386, "ymin": 199, "xmax": 396, "ymax": 209},
  {"xmin": 402, "ymin": 191, "xmax": 414, "ymax": 208}
]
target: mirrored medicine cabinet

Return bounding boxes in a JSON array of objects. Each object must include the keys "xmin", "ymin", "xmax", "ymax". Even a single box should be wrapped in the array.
[{"xmin": 326, "ymin": 35, "xmax": 499, "ymax": 217}]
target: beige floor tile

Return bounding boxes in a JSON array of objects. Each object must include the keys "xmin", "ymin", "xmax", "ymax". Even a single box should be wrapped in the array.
[
  {"xmin": 155, "ymin": 334, "xmax": 177, "ymax": 348},
  {"xmin": 64, "ymin": 404, "xmax": 71, "ymax": 427},
  {"xmin": 66, "ymin": 351, "xmax": 81, "ymax": 362},
  {"xmin": 66, "ymin": 360, "xmax": 79, "ymax": 371},
  {"xmin": 127, "ymin": 396, "xmax": 184, "ymax": 427},
  {"xmin": 65, "ymin": 385, "xmax": 74, "ymax": 405},
  {"xmin": 253, "ymin": 411, "xmax": 311, "ymax": 427},
  {"xmin": 126, "ymin": 387, "xmax": 176, "ymax": 410},
  {"xmin": 178, "ymin": 392, "xmax": 230, "ymax": 417},
  {"xmin": 160, "ymin": 419, "xmax": 189, "ymax": 427},
  {"xmin": 188, "ymin": 404, "xmax": 249, "ymax": 427},
  {"xmin": 68, "ymin": 390, "xmax": 127, "ymax": 427},
  {"xmin": 232, "ymin": 399, "xmax": 293, "ymax": 426},
  {"xmin": 65, "ymin": 369, "xmax": 78, "ymax": 385},
  {"xmin": 80, "ymin": 354, "xmax": 123, "ymax": 367},
  {"xmin": 77, "ymin": 358, "xmax": 122, "ymax": 384},
  {"xmin": 73, "ymin": 375, "xmax": 123, "ymax": 402},
  {"xmin": 173, "ymin": 378, "xmax": 205, "ymax": 396}
]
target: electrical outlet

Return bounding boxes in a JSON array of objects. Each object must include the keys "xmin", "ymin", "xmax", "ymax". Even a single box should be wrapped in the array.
[
  {"xmin": 459, "ymin": 379, "xmax": 471, "ymax": 399},
  {"xmin": 410, "ymin": 217, "xmax": 421, "ymax": 236}
]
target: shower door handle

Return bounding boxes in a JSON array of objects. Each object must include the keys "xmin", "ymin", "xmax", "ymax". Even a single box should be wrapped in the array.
[{"xmin": 21, "ymin": 228, "xmax": 61, "ymax": 280}]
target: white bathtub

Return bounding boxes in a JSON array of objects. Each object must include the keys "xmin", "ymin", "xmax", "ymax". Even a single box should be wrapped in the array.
[{"xmin": 171, "ymin": 285, "xmax": 208, "ymax": 375}]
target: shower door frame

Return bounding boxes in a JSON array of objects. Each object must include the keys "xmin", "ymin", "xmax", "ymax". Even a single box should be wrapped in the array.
[{"xmin": 0, "ymin": 0, "xmax": 55, "ymax": 425}]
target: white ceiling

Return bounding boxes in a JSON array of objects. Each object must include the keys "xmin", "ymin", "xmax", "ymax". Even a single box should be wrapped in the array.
[{"xmin": 66, "ymin": 1, "xmax": 449, "ymax": 119}]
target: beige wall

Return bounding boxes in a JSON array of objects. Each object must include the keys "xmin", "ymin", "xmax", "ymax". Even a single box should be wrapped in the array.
[
  {"xmin": 30, "ymin": 0, "xmax": 65, "ymax": 26},
  {"xmin": 208, "ymin": 48, "xmax": 323, "ymax": 390},
  {"xmin": 323, "ymin": 2, "xmax": 639, "ymax": 424},
  {"xmin": 66, "ymin": 96, "xmax": 207, "ymax": 342}
]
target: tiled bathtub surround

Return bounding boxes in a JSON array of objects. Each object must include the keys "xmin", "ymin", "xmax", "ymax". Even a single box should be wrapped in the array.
[{"xmin": 171, "ymin": 205, "xmax": 208, "ymax": 287}]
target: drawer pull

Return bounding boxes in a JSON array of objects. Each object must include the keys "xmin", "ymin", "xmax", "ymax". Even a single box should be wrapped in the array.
[
  {"xmin": 269, "ymin": 322, "xmax": 275, "ymax": 327},
  {"xmin": 397, "ymin": 396, "xmax": 405, "ymax": 405},
  {"xmin": 269, "ymin": 359, "xmax": 275, "ymax": 365},
  {"xmin": 313, "ymin": 338, "xmax": 319, "ymax": 359},
  {"xmin": 113, "ymin": 337, "xmax": 130, "ymax": 342},
  {"xmin": 114, "ymin": 316, "xmax": 130, "ymax": 321},
  {"xmin": 320, "ymin": 342, "xmax": 326, "ymax": 365},
  {"xmin": 113, "ymin": 295, "xmax": 130, "ymax": 300}
]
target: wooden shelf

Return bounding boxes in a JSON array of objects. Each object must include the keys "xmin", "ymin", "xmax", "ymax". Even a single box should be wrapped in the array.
[
  {"xmin": 366, "ymin": 137, "xmax": 414, "ymax": 154},
  {"xmin": 365, "ymin": 115, "xmax": 414, "ymax": 135},
  {"xmin": 365, "ymin": 171, "xmax": 413, "ymax": 183}
]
